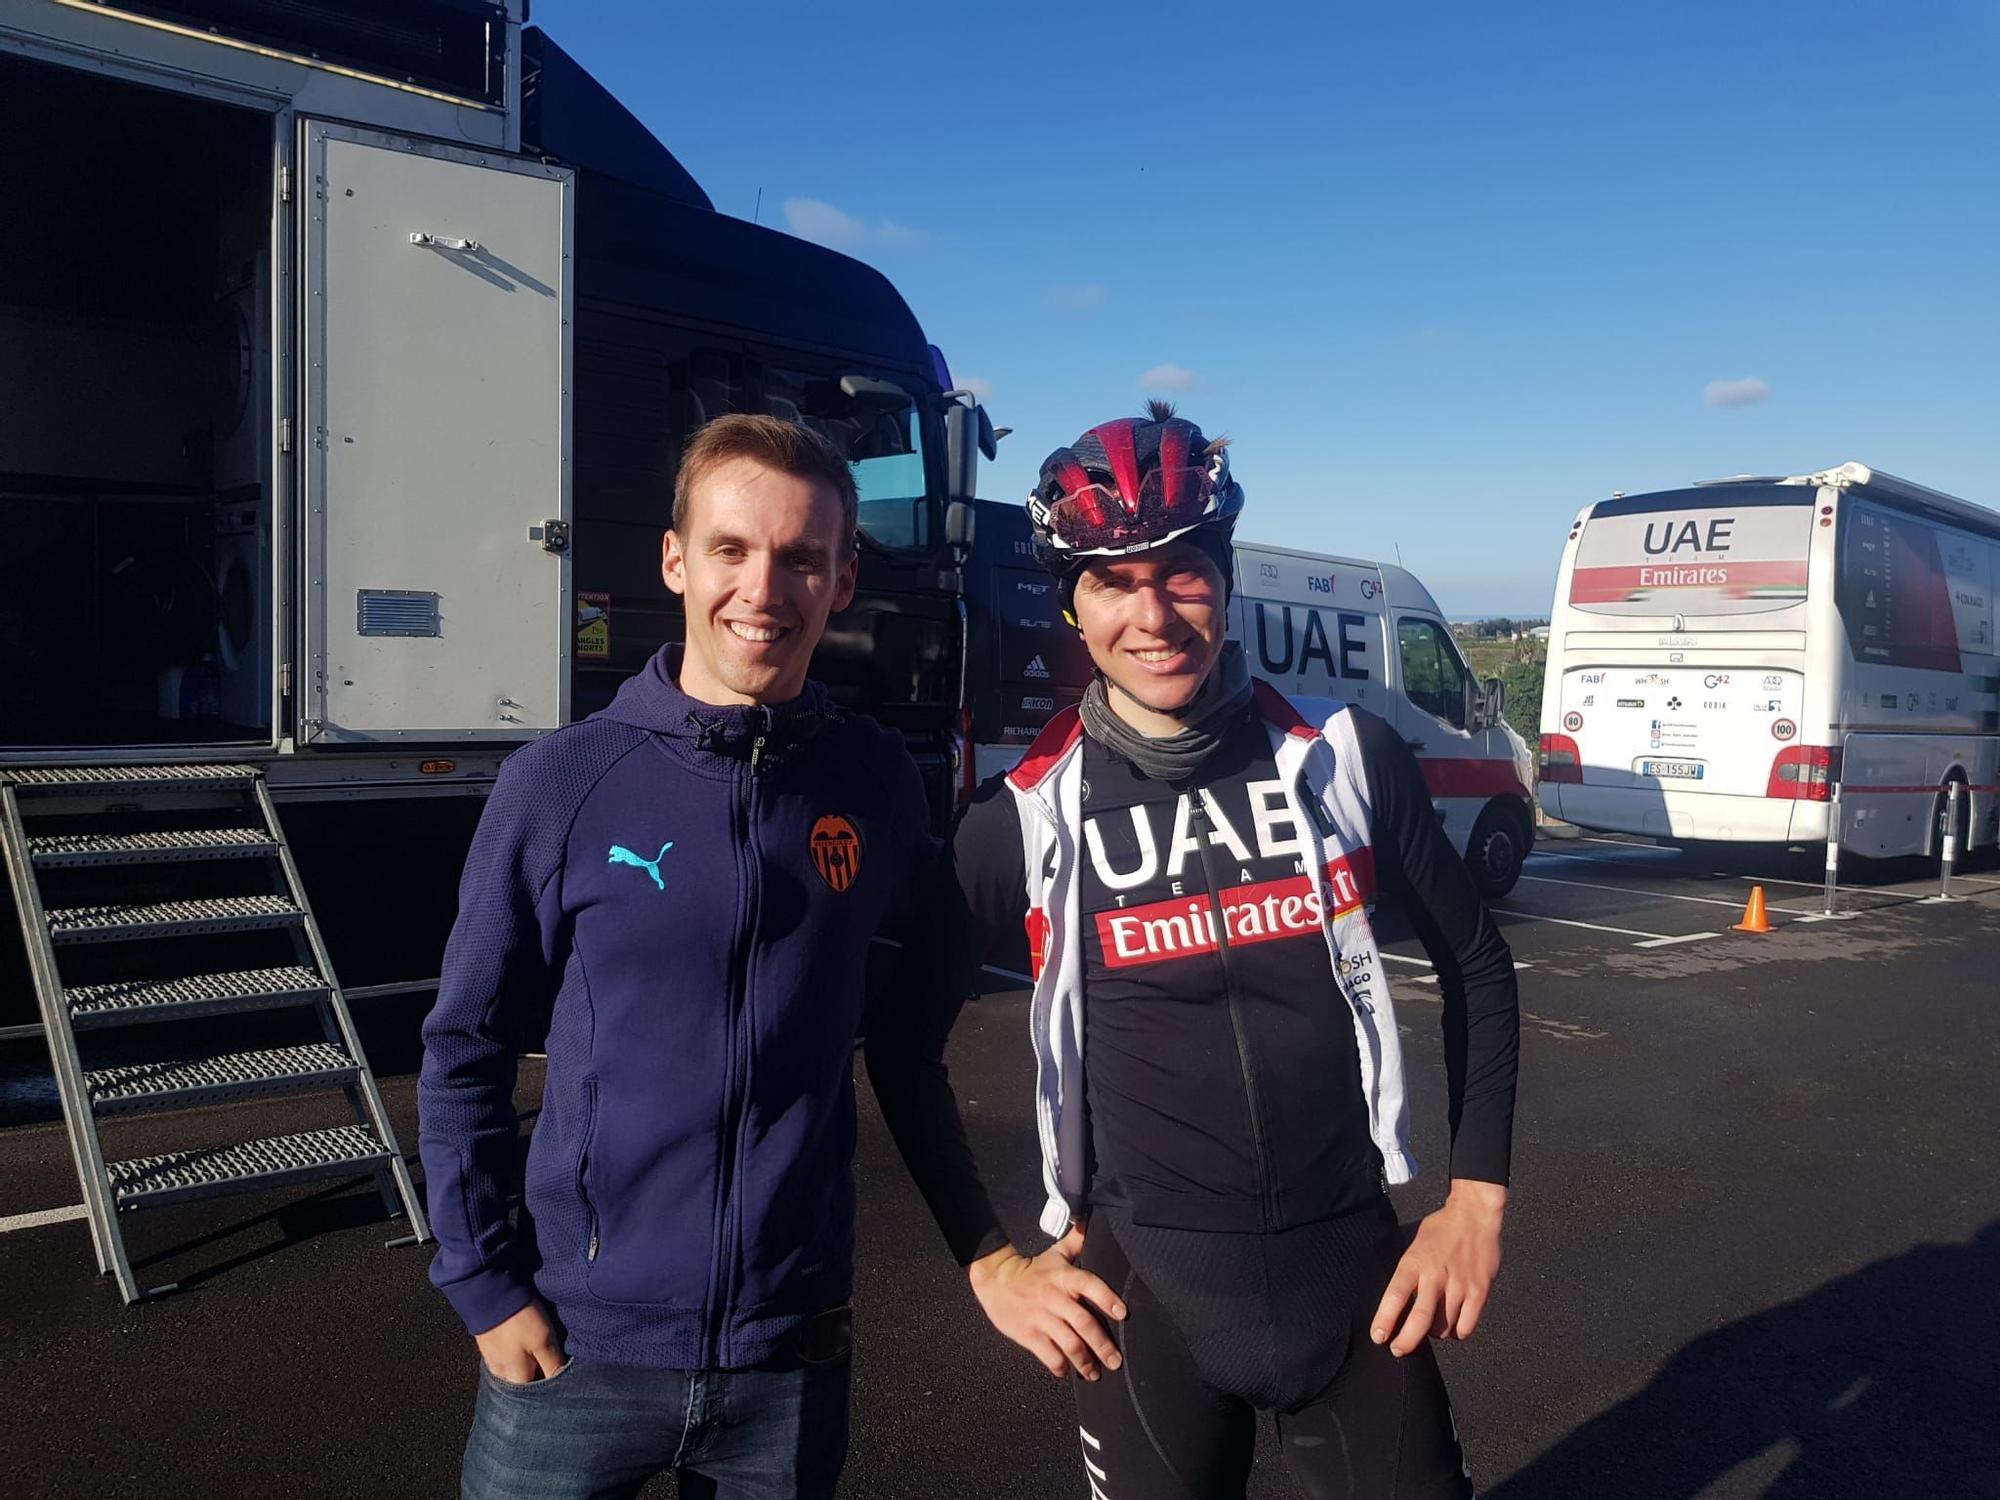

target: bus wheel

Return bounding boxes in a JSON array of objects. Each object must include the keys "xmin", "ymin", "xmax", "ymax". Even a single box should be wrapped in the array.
[{"xmin": 1469, "ymin": 804, "xmax": 1528, "ymax": 898}]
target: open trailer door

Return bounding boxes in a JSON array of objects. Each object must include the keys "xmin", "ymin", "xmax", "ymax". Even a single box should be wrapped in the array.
[{"xmin": 299, "ymin": 120, "xmax": 573, "ymax": 743}]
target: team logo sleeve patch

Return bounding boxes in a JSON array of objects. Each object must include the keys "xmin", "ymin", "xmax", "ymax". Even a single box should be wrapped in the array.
[{"xmin": 810, "ymin": 815, "xmax": 864, "ymax": 892}]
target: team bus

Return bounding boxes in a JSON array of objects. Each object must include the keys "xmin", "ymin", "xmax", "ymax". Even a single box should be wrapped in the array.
[{"xmin": 1538, "ymin": 462, "xmax": 2000, "ymax": 861}]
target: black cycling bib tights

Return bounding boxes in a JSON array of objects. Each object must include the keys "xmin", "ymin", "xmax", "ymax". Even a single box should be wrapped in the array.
[{"xmin": 1072, "ymin": 1202, "xmax": 1473, "ymax": 1500}]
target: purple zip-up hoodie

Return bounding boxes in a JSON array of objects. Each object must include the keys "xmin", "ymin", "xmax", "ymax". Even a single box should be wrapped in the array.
[{"xmin": 418, "ymin": 645, "xmax": 939, "ymax": 1369}]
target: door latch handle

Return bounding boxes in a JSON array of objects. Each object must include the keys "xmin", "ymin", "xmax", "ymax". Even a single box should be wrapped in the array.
[
  {"xmin": 528, "ymin": 520, "xmax": 570, "ymax": 555},
  {"xmin": 410, "ymin": 232, "xmax": 481, "ymax": 252},
  {"xmin": 1404, "ymin": 737, "xmax": 1427, "ymax": 752}
]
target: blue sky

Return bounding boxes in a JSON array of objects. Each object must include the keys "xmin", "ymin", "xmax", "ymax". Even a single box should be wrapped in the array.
[{"xmin": 533, "ymin": 0, "xmax": 2000, "ymax": 615}]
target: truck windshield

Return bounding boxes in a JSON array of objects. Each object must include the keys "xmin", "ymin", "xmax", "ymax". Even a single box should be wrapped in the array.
[
  {"xmin": 762, "ymin": 366, "xmax": 930, "ymax": 550},
  {"xmin": 1568, "ymin": 486, "xmax": 1812, "ymax": 618},
  {"xmin": 662, "ymin": 343, "xmax": 936, "ymax": 552}
]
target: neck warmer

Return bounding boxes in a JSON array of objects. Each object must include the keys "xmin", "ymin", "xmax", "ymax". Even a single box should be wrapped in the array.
[{"xmin": 1080, "ymin": 641, "xmax": 1254, "ymax": 783}]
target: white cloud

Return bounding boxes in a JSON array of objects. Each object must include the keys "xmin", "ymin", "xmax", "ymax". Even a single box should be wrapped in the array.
[
  {"xmin": 1138, "ymin": 362, "xmax": 1202, "ymax": 393},
  {"xmin": 1704, "ymin": 377, "xmax": 1770, "ymax": 409},
  {"xmin": 782, "ymin": 197, "xmax": 934, "ymax": 251},
  {"xmin": 958, "ymin": 376, "xmax": 995, "ymax": 401},
  {"xmin": 1047, "ymin": 283, "xmax": 1108, "ymax": 311}
]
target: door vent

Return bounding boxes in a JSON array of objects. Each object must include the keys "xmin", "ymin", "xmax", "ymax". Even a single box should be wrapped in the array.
[{"xmin": 356, "ymin": 590, "xmax": 441, "ymax": 638}]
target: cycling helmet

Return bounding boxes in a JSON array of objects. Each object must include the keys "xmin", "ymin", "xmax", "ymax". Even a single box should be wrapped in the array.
[{"xmin": 1027, "ymin": 402, "xmax": 1243, "ymax": 610}]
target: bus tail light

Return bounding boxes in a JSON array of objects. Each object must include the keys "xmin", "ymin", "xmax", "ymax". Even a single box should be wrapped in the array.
[
  {"xmin": 1767, "ymin": 744, "xmax": 1840, "ymax": 801},
  {"xmin": 1539, "ymin": 733, "xmax": 1582, "ymax": 784}
]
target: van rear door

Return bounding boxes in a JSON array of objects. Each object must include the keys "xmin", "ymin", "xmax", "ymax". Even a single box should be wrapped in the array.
[{"xmin": 299, "ymin": 121, "xmax": 573, "ymax": 743}]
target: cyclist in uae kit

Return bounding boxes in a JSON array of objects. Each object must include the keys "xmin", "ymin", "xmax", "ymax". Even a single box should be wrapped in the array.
[{"xmin": 888, "ymin": 404, "xmax": 1521, "ymax": 1499}]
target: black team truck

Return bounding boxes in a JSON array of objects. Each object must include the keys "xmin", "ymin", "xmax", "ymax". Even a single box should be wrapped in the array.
[{"xmin": 0, "ymin": 0, "xmax": 990, "ymax": 1301}]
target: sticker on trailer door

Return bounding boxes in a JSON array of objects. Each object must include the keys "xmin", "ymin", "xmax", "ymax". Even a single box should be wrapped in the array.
[
  {"xmin": 576, "ymin": 592, "xmax": 611, "ymax": 661},
  {"xmin": 1569, "ymin": 500, "xmax": 1811, "ymax": 616},
  {"xmin": 1558, "ymin": 665, "xmax": 1804, "ymax": 796}
]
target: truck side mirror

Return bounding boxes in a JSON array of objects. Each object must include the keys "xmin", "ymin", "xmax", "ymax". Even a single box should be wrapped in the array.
[
  {"xmin": 1484, "ymin": 676, "xmax": 1506, "ymax": 721},
  {"xmin": 945, "ymin": 498, "xmax": 977, "ymax": 561},
  {"xmin": 944, "ymin": 397, "xmax": 997, "ymax": 502}
]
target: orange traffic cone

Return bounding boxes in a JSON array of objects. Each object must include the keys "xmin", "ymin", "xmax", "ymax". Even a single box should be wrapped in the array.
[{"xmin": 1732, "ymin": 885, "xmax": 1772, "ymax": 934}]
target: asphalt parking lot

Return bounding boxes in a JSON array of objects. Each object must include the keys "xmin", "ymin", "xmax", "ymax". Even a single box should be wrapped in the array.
[{"xmin": 2, "ymin": 831, "xmax": 1996, "ymax": 1499}]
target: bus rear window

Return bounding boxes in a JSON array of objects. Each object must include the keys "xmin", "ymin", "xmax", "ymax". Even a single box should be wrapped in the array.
[{"xmin": 1568, "ymin": 487, "xmax": 1812, "ymax": 617}]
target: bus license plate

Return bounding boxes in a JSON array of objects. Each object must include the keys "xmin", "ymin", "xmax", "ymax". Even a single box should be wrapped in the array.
[{"xmin": 1642, "ymin": 760, "xmax": 1704, "ymax": 780}]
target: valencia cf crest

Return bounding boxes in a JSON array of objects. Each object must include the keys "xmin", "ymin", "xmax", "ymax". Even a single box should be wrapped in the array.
[{"xmin": 810, "ymin": 815, "xmax": 863, "ymax": 892}]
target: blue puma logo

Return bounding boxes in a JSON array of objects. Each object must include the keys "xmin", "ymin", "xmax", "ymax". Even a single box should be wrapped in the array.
[{"xmin": 607, "ymin": 842, "xmax": 674, "ymax": 891}]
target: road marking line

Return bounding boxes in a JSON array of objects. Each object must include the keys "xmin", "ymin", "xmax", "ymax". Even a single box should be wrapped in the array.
[
  {"xmin": 1516, "ymin": 872, "xmax": 1800, "ymax": 916},
  {"xmin": 0, "ymin": 1203, "xmax": 86, "ymax": 1235},
  {"xmin": 1634, "ymin": 931, "xmax": 1721, "ymax": 948},
  {"xmin": 1532, "ymin": 850, "xmax": 1681, "ymax": 872},
  {"xmin": 1380, "ymin": 952, "xmax": 1433, "ymax": 968},
  {"xmin": 1491, "ymin": 909, "xmax": 1682, "ymax": 941},
  {"xmin": 1729, "ymin": 874, "xmax": 1925, "ymax": 902}
]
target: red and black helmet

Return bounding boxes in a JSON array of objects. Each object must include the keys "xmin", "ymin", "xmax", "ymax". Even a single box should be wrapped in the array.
[{"xmin": 1027, "ymin": 402, "xmax": 1244, "ymax": 587}]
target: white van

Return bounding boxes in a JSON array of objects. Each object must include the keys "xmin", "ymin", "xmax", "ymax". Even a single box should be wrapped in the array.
[
  {"xmin": 962, "ymin": 509, "xmax": 1537, "ymax": 895},
  {"xmin": 1232, "ymin": 543, "xmax": 1537, "ymax": 894}
]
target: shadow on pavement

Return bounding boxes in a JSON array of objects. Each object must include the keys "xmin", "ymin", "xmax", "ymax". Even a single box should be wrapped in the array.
[{"xmin": 1487, "ymin": 1221, "xmax": 2000, "ymax": 1500}]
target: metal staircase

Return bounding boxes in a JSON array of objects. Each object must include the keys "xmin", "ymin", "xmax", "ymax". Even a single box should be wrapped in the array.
[{"xmin": 0, "ymin": 764, "xmax": 428, "ymax": 1302}]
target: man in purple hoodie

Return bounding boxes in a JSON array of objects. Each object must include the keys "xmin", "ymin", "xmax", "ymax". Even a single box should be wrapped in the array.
[{"xmin": 418, "ymin": 415, "xmax": 1056, "ymax": 1498}]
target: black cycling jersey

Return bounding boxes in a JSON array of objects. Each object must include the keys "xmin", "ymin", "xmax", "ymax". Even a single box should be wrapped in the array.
[
  {"xmin": 880, "ymin": 700, "xmax": 1517, "ymax": 1255},
  {"xmin": 1075, "ymin": 714, "xmax": 1384, "ymax": 1231}
]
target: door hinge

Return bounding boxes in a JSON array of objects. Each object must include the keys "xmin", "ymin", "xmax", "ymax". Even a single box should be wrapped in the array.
[
  {"xmin": 280, "ymin": 662, "xmax": 293, "ymax": 700},
  {"xmin": 279, "ymin": 417, "xmax": 293, "ymax": 454},
  {"xmin": 530, "ymin": 520, "xmax": 571, "ymax": 555},
  {"xmin": 279, "ymin": 166, "xmax": 292, "ymax": 203}
]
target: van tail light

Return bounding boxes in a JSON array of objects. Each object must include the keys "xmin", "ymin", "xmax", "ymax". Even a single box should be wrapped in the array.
[
  {"xmin": 1539, "ymin": 733, "xmax": 1582, "ymax": 784},
  {"xmin": 1767, "ymin": 744, "xmax": 1840, "ymax": 801}
]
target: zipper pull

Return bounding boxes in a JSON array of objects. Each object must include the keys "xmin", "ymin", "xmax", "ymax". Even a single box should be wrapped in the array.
[
  {"xmin": 749, "ymin": 708, "xmax": 772, "ymax": 770},
  {"xmin": 587, "ymin": 1233, "xmax": 599, "ymax": 1261}
]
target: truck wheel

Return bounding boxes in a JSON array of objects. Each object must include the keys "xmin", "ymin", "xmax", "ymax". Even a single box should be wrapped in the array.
[{"xmin": 1469, "ymin": 804, "xmax": 1528, "ymax": 898}]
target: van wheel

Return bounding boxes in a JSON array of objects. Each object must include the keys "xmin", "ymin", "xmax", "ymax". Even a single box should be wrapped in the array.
[{"xmin": 1469, "ymin": 805, "xmax": 1528, "ymax": 898}]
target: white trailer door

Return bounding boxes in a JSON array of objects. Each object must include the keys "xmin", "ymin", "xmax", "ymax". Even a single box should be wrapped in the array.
[{"xmin": 300, "ymin": 121, "xmax": 572, "ymax": 743}]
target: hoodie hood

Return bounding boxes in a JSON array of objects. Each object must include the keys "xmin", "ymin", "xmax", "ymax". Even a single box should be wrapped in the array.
[{"xmin": 596, "ymin": 644, "xmax": 836, "ymax": 765}]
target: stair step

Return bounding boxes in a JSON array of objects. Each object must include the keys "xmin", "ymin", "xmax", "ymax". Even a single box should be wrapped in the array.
[
  {"xmin": 87, "ymin": 1043, "xmax": 357, "ymax": 1115},
  {"xmin": 106, "ymin": 1124, "xmax": 391, "ymax": 1211},
  {"xmin": 4, "ymin": 764, "xmax": 261, "ymax": 794},
  {"xmin": 29, "ymin": 828, "xmax": 278, "ymax": 869},
  {"xmin": 45, "ymin": 895, "xmax": 302, "ymax": 945},
  {"xmin": 67, "ymin": 967, "xmax": 329, "ymax": 1030}
]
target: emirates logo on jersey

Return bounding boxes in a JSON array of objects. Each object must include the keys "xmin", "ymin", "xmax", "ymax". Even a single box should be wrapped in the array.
[{"xmin": 1094, "ymin": 851, "xmax": 1375, "ymax": 968}]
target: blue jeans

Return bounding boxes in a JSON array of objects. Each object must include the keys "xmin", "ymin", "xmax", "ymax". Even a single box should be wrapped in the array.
[{"xmin": 460, "ymin": 1317, "xmax": 853, "ymax": 1500}]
